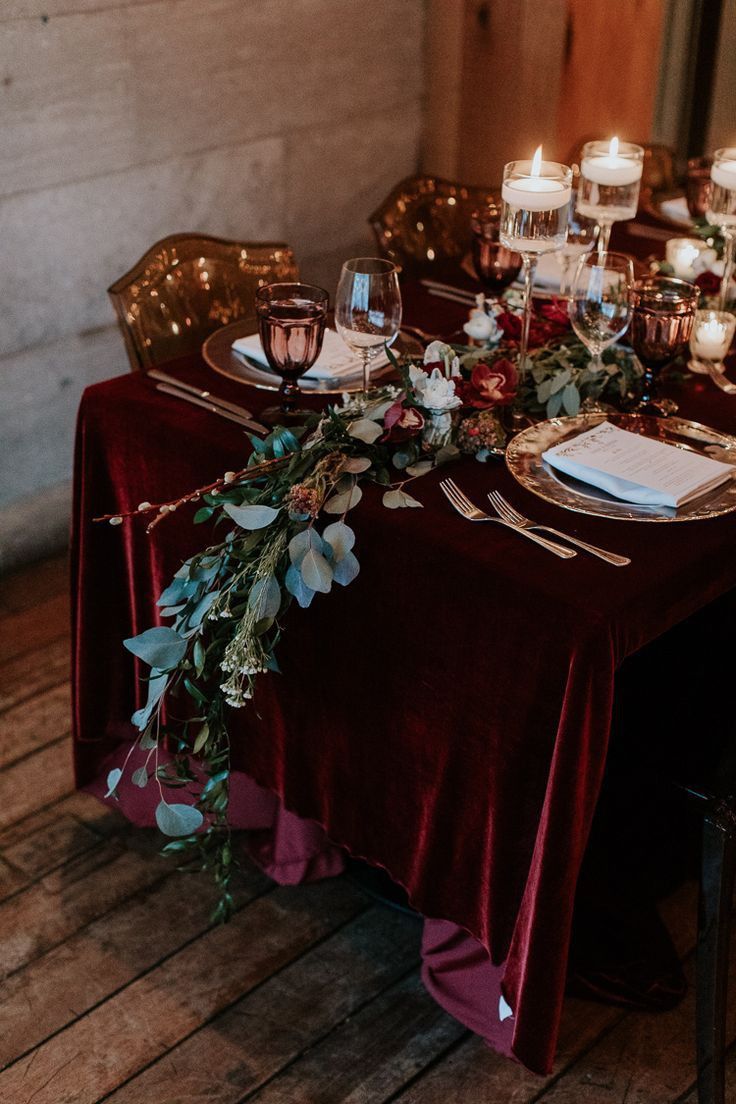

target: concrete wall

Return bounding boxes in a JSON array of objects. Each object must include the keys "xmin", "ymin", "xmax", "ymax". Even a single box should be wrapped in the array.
[{"xmin": 0, "ymin": 0, "xmax": 425, "ymax": 572}]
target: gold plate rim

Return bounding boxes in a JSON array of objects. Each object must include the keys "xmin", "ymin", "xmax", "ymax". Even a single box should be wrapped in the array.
[
  {"xmin": 202, "ymin": 317, "xmax": 423, "ymax": 395},
  {"xmin": 505, "ymin": 412, "xmax": 736, "ymax": 523}
]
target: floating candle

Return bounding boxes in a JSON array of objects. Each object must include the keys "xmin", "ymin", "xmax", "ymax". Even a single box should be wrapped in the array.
[
  {"xmin": 501, "ymin": 146, "xmax": 572, "ymax": 212},
  {"xmin": 711, "ymin": 155, "xmax": 736, "ymax": 190},
  {"xmin": 581, "ymin": 136, "xmax": 643, "ymax": 187}
]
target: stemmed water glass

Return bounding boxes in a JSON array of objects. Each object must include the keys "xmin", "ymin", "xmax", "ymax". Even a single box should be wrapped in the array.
[
  {"xmin": 568, "ymin": 252, "xmax": 634, "ymax": 373},
  {"xmin": 500, "ymin": 149, "xmax": 572, "ymax": 381},
  {"xmin": 705, "ymin": 147, "xmax": 736, "ymax": 311},
  {"xmin": 630, "ymin": 277, "xmax": 699, "ymax": 410},
  {"xmin": 335, "ymin": 258, "xmax": 402, "ymax": 396},
  {"xmin": 577, "ymin": 139, "xmax": 644, "ymax": 253},
  {"xmin": 255, "ymin": 282, "xmax": 328, "ymax": 423},
  {"xmin": 554, "ymin": 192, "xmax": 598, "ymax": 296}
]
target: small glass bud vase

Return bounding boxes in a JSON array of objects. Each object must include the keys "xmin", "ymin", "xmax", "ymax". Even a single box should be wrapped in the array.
[{"xmin": 423, "ymin": 410, "xmax": 455, "ymax": 450}]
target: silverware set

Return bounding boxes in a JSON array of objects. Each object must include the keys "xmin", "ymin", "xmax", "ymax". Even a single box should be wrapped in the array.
[
  {"xmin": 147, "ymin": 368, "xmax": 267, "ymax": 434},
  {"xmin": 440, "ymin": 478, "xmax": 630, "ymax": 566}
]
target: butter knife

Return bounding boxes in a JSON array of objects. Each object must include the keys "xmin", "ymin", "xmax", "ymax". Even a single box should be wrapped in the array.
[
  {"xmin": 148, "ymin": 367, "xmax": 260, "ymax": 421},
  {"xmin": 154, "ymin": 383, "xmax": 267, "ymax": 434}
]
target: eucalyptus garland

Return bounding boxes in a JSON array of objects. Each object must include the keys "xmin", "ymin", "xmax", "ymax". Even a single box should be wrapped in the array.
[{"xmin": 101, "ymin": 335, "xmax": 642, "ymax": 919}]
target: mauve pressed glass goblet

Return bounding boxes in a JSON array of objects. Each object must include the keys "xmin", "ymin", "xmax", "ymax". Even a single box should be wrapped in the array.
[
  {"xmin": 630, "ymin": 277, "xmax": 699, "ymax": 409},
  {"xmin": 255, "ymin": 282, "xmax": 328, "ymax": 423},
  {"xmin": 470, "ymin": 205, "xmax": 522, "ymax": 296},
  {"xmin": 686, "ymin": 156, "xmax": 713, "ymax": 220}
]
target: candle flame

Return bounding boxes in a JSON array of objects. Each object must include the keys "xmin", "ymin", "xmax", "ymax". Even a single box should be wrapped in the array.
[
  {"xmin": 531, "ymin": 145, "xmax": 542, "ymax": 177},
  {"xmin": 609, "ymin": 136, "xmax": 619, "ymax": 157}
]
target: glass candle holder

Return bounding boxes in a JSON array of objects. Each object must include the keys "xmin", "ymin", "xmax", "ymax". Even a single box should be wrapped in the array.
[
  {"xmin": 631, "ymin": 277, "xmax": 699, "ymax": 407},
  {"xmin": 470, "ymin": 204, "xmax": 522, "ymax": 296},
  {"xmin": 577, "ymin": 138, "xmax": 644, "ymax": 252},
  {"xmin": 665, "ymin": 237, "xmax": 711, "ymax": 280},
  {"xmin": 500, "ymin": 150, "xmax": 572, "ymax": 381},
  {"xmin": 688, "ymin": 309, "xmax": 736, "ymax": 374},
  {"xmin": 706, "ymin": 147, "xmax": 736, "ymax": 311}
]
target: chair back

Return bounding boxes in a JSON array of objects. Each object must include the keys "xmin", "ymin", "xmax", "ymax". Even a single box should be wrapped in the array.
[
  {"xmin": 369, "ymin": 175, "xmax": 499, "ymax": 270},
  {"xmin": 108, "ymin": 234, "xmax": 299, "ymax": 370}
]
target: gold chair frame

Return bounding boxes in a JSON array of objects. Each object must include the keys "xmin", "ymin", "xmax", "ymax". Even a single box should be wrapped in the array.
[
  {"xmin": 369, "ymin": 175, "xmax": 499, "ymax": 270},
  {"xmin": 108, "ymin": 233, "xmax": 299, "ymax": 371}
]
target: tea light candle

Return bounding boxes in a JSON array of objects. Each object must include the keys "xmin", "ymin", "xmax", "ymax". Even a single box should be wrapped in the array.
[
  {"xmin": 501, "ymin": 146, "xmax": 572, "ymax": 211},
  {"xmin": 690, "ymin": 310, "xmax": 736, "ymax": 361},
  {"xmin": 581, "ymin": 136, "xmax": 643, "ymax": 187},
  {"xmin": 666, "ymin": 237, "xmax": 709, "ymax": 280},
  {"xmin": 711, "ymin": 158, "xmax": 736, "ymax": 190}
]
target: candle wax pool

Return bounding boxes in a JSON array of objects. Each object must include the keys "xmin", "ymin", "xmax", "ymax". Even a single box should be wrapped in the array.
[{"xmin": 580, "ymin": 155, "xmax": 642, "ymax": 187}]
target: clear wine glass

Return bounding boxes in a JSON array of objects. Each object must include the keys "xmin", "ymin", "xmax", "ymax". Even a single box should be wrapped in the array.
[
  {"xmin": 255, "ymin": 282, "xmax": 328, "ymax": 423},
  {"xmin": 568, "ymin": 251, "xmax": 634, "ymax": 373},
  {"xmin": 335, "ymin": 258, "xmax": 402, "ymax": 396},
  {"xmin": 705, "ymin": 147, "xmax": 736, "ymax": 311},
  {"xmin": 554, "ymin": 192, "xmax": 598, "ymax": 296}
]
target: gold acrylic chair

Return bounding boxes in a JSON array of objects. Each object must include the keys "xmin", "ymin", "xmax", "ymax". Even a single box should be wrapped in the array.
[
  {"xmin": 369, "ymin": 175, "xmax": 499, "ymax": 271},
  {"xmin": 108, "ymin": 233, "xmax": 299, "ymax": 371}
]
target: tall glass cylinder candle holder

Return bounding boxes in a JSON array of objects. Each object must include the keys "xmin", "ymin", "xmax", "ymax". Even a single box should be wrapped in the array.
[
  {"xmin": 577, "ymin": 138, "xmax": 644, "ymax": 252},
  {"xmin": 705, "ymin": 147, "xmax": 736, "ymax": 311},
  {"xmin": 500, "ymin": 150, "xmax": 572, "ymax": 381}
]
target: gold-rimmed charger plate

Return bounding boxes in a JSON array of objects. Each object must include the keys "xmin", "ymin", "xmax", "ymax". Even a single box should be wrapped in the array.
[
  {"xmin": 202, "ymin": 317, "xmax": 423, "ymax": 395},
  {"xmin": 505, "ymin": 413, "xmax": 736, "ymax": 522}
]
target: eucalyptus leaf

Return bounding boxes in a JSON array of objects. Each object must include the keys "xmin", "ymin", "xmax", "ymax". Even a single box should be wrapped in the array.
[
  {"xmin": 288, "ymin": 528, "xmax": 324, "ymax": 566},
  {"xmin": 187, "ymin": 590, "xmax": 218, "ymax": 630},
  {"xmin": 322, "ymin": 521, "xmax": 355, "ymax": 562},
  {"xmin": 155, "ymin": 800, "xmax": 204, "ymax": 837},
  {"xmin": 382, "ymin": 489, "xmax": 423, "ymax": 509},
  {"xmin": 347, "ymin": 418, "xmax": 383, "ymax": 444},
  {"xmin": 193, "ymin": 638, "xmax": 206, "ymax": 677},
  {"xmin": 157, "ymin": 578, "xmax": 187, "ymax": 607},
  {"xmin": 340, "ymin": 456, "xmax": 372, "ymax": 474},
  {"xmin": 546, "ymin": 391, "xmax": 564, "ymax": 418},
  {"xmin": 333, "ymin": 550, "xmax": 360, "ymax": 586},
  {"xmin": 562, "ymin": 382, "xmax": 581, "ymax": 415},
  {"xmin": 124, "ymin": 626, "xmax": 187, "ymax": 670},
  {"xmin": 131, "ymin": 671, "xmax": 168, "ymax": 731},
  {"xmin": 139, "ymin": 726, "xmax": 158, "ymax": 750},
  {"xmin": 193, "ymin": 723, "xmax": 210, "ymax": 754},
  {"xmin": 323, "ymin": 483, "xmax": 363, "ymax": 515},
  {"xmin": 301, "ymin": 548, "xmax": 333, "ymax": 593},
  {"xmin": 248, "ymin": 574, "xmax": 282, "ymax": 620},
  {"xmin": 405, "ymin": 460, "xmax": 433, "ymax": 477},
  {"xmin": 285, "ymin": 563, "xmax": 316, "ymax": 608},
  {"xmin": 132, "ymin": 766, "xmax": 149, "ymax": 788},
  {"xmin": 223, "ymin": 502, "xmax": 279, "ymax": 530},
  {"xmin": 105, "ymin": 768, "xmax": 122, "ymax": 798}
]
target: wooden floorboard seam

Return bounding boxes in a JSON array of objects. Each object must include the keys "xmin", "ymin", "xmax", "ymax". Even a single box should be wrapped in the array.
[
  {"xmin": 382, "ymin": 1029, "xmax": 472, "ymax": 1103},
  {"xmin": 0, "ymin": 673, "xmax": 70, "ymax": 719},
  {"xmin": 1, "ymin": 878, "xmax": 281, "ymax": 1076},
  {"xmin": 90, "ymin": 899, "xmax": 378, "ymax": 1104},
  {"xmin": 232, "ymin": 958, "xmax": 425, "ymax": 1104}
]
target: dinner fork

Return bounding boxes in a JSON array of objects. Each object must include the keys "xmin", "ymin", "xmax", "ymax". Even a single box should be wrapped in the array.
[
  {"xmin": 487, "ymin": 491, "xmax": 631, "ymax": 567},
  {"xmin": 439, "ymin": 479, "xmax": 576, "ymax": 559}
]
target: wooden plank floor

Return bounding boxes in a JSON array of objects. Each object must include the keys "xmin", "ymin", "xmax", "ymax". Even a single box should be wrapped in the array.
[{"xmin": 0, "ymin": 554, "xmax": 731, "ymax": 1103}]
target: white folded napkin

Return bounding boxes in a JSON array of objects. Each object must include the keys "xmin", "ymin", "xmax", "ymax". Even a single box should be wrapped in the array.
[
  {"xmin": 543, "ymin": 421, "xmax": 733, "ymax": 508},
  {"xmin": 232, "ymin": 329, "xmax": 388, "ymax": 382}
]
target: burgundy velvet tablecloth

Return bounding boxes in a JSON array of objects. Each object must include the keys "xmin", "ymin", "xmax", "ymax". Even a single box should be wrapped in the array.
[{"xmin": 72, "ymin": 277, "xmax": 736, "ymax": 1074}]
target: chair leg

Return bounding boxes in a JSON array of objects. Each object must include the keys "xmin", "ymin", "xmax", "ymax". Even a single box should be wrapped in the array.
[{"xmin": 697, "ymin": 802, "xmax": 736, "ymax": 1104}]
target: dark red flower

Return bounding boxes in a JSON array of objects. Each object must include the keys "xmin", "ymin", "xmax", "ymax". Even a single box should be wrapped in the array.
[
  {"xmin": 496, "ymin": 303, "xmax": 569, "ymax": 349},
  {"xmin": 382, "ymin": 399, "xmax": 425, "ymax": 442},
  {"xmin": 539, "ymin": 298, "xmax": 570, "ymax": 331},
  {"xmin": 695, "ymin": 270, "xmax": 721, "ymax": 297},
  {"xmin": 454, "ymin": 358, "xmax": 517, "ymax": 409}
]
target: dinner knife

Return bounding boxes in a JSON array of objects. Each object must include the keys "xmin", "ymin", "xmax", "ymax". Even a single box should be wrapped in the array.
[
  {"xmin": 154, "ymin": 383, "xmax": 267, "ymax": 434},
  {"xmin": 148, "ymin": 367, "xmax": 259, "ymax": 421},
  {"xmin": 420, "ymin": 278, "xmax": 478, "ymax": 304}
]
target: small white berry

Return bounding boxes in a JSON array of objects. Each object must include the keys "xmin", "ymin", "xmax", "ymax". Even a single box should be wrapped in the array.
[
  {"xmin": 224, "ymin": 471, "xmax": 236, "ymax": 484},
  {"xmin": 109, "ymin": 516, "xmax": 123, "ymax": 526},
  {"xmin": 137, "ymin": 501, "xmax": 152, "ymax": 511}
]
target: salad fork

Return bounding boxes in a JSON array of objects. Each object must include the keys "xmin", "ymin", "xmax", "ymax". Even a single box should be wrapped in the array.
[
  {"xmin": 439, "ymin": 479, "xmax": 576, "ymax": 559},
  {"xmin": 487, "ymin": 491, "xmax": 631, "ymax": 567}
]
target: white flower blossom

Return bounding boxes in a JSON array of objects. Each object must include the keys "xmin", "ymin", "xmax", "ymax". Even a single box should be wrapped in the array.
[
  {"xmin": 423, "ymin": 340, "xmax": 455, "ymax": 365},
  {"xmin": 410, "ymin": 365, "xmax": 462, "ymax": 413}
]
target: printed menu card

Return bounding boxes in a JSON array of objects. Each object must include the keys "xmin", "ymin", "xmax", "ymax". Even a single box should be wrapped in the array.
[{"xmin": 542, "ymin": 421, "xmax": 733, "ymax": 508}]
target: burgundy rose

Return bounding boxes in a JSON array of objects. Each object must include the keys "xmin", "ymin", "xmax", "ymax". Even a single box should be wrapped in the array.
[
  {"xmin": 382, "ymin": 399, "xmax": 425, "ymax": 442},
  {"xmin": 496, "ymin": 308, "xmax": 565, "ymax": 349},
  {"xmin": 454, "ymin": 358, "xmax": 517, "ymax": 409},
  {"xmin": 695, "ymin": 270, "xmax": 721, "ymax": 297}
]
